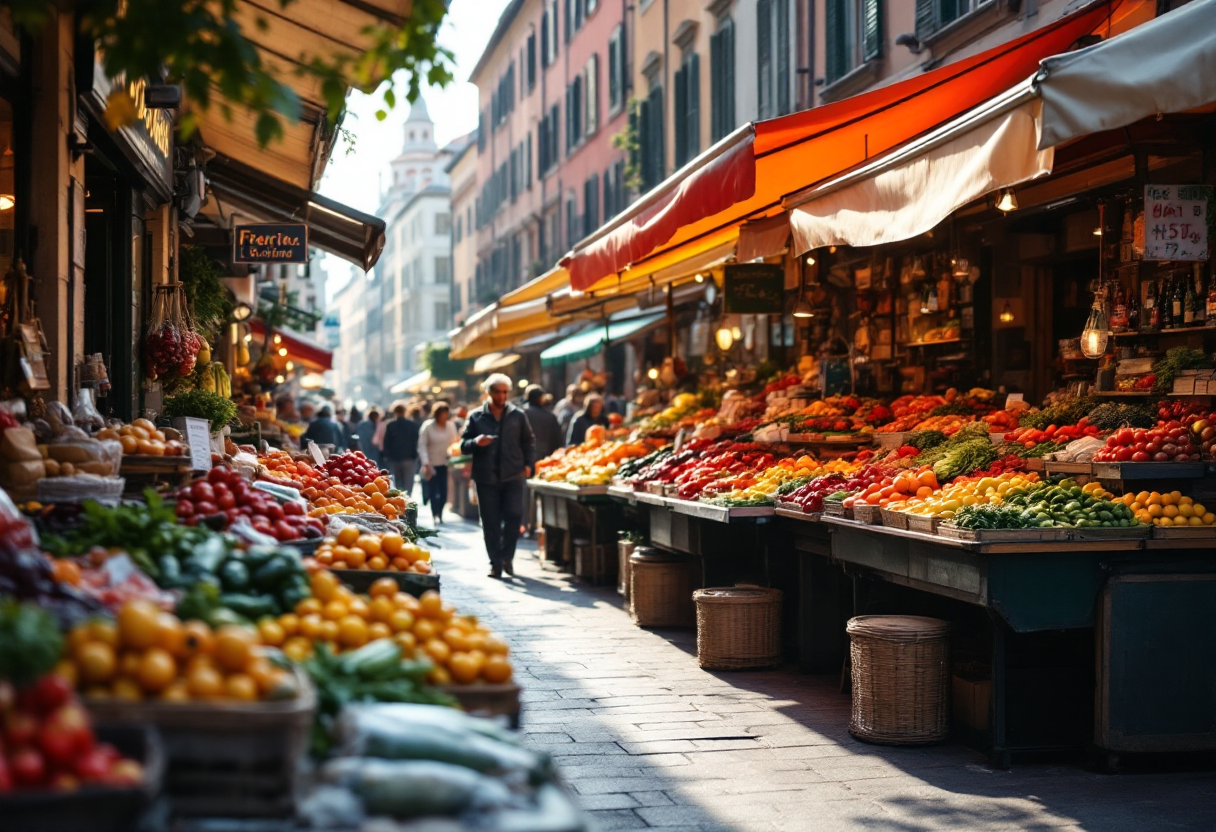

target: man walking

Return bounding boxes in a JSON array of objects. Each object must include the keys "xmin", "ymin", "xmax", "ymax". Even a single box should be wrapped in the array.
[
  {"xmin": 522, "ymin": 384, "xmax": 562, "ymax": 537},
  {"xmin": 301, "ymin": 405, "xmax": 346, "ymax": 449},
  {"xmin": 461, "ymin": 374, "xmax": 535, "ymax": 579},
  {"xmin": 382, "ymin": 403, "xmax": 421, "ymax": 497}
]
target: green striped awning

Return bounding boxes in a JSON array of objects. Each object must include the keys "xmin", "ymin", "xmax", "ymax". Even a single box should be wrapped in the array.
[{"xmin": 540, "ymin": 313, "xmax": 666, "ymax": 367}]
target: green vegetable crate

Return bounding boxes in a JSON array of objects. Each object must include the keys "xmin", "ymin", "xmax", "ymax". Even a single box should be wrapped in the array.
[
  {"xmin": 82, "ymin": 667, "xmax": 316, "ymax": 818},
  {"xmin": 333, "ymin": 567, "xmax": 441, "ymax": 598},
  {"xmin": 939, "ymin": 524, "xmax": 1068, "ymax": 543}
]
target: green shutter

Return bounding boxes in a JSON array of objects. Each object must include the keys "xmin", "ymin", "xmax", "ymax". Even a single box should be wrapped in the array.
[
  {"xmin": 673, "ymin": 65, "xmax": 687, "ymax": 167},
  {"xmin": 825, "ymin": 0, "xmax": 847, "ymax": 83},
  {"xmin": 724, "ymin": 22, "xmax": 735, "ymax": 132},
  {"xmin": 757, "ymin": 0, "xmax": 771, "ymax": 119},
  {"xmin": 687, "ymin": 52, "xmax": 700, "ymax": 163},
  {"xmin": 776, "ymin": 0, "xmax": 790, "ymax": 116},
  {"xmin": 862, "ymin": 0, "xmax": 882, "ymax": 62},
  {"xmin": 915, "ymin": 0, "xmax": 938, "ymax": 39},
  {"xmin": 710, "ymin": 30, "xmax": 722, "ymax": 140}
]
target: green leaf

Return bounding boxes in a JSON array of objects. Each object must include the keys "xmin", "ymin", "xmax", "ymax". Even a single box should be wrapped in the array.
[{"xmin": 375, "ymin": 109, "xmax": 388, "ymax": 121}]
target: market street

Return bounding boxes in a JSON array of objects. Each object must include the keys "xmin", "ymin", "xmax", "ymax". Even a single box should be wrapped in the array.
[{"xmin": 430, "ymin": 514, "xmax": 1216, "ymax": 832}]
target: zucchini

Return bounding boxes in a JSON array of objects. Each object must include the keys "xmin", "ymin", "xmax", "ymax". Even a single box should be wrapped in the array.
[
  {"xmin": 187, "ymin": 536, "xmax": 228, "ymax": 575},
  {"xmin": 218, "ymin": 593, "xmax": 278, "ymax": 620},
  {"xmin": 206, "ymin": 607, "xmax": 251, "ymax": 628},
  {"xmin": 336, "ymin": 639, "xmax": 402, "ymax": 680}
]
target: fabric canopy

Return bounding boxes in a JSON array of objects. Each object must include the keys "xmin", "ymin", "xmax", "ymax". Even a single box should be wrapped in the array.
[
  {"xmin": 788, "ymin": 91, "xmax": 1051, "ymax": 253},
  {"xmin": 1037, "ymin": 0, "xmax": 1216, "ymax": 149},
  {"xmin": 559, "ymin": 0, "xmax": 1122, "ymax": 294},
  {"xmin": 390, "ymin": 369, "xmax": 433, "ymax": 395},
  {"xmin": 472, "ymin": 352, "xmax": 521, "ymax": 373},
  {"xmin": 249, "ymin": 319, "xmax": 333, "ymax": 371},
  {"xmin": 540, "ymin": 313, "xmax": 666, "ymax": 367},
  {"xmin": 736, "ymin": 214, "xmax": 791, "ymax": 262}
]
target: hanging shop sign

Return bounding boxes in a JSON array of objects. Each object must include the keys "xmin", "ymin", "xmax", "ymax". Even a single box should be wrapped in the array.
[
  {"xmin": 1144, "ymin": 185, "xmax": 1211, "ymax": 262},
  {"xmin": 232, "ymin": 223, "xmax": 310, "ymax": 264},
  {"xmin": 724, "ymin": 264, "xmax": 785, "ymax": 314}
]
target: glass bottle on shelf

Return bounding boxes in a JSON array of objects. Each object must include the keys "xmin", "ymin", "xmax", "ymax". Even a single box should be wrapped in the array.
[
  {"xmin": 1193, "ymin": 264, "xmax": 1206, "ymax": 326},
  {"xmin": 1144, "ymin": 279, "xmax": 1159, "ymax": 331},
  {"xmin": 1110, "ymin": 286, "xmax": 1128, "ymax": 333},
  {"xmin": 937, "ymin": 271, "xmax": 953, "ymax": 312},
  {"xmin": 1184, "ymin": 271, "xmax": 1197, "ymax": 326},
  {"xmin": 1127, "ymin": 292, "xmax": 1140, "ymax": 333},
  {"xmin": 1170, "ymin": 276, "xmax": 1183, "ymax": 328}
]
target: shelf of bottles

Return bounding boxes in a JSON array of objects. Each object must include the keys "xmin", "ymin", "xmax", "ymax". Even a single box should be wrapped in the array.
[{"xmin": 1103, "ymin": 195, "xmax": 1215, "ymax": 340}]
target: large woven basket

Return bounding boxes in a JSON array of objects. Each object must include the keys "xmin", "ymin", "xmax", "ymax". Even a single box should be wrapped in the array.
[
  {"xmin": 630, "ymin": 548, "xmax": 696, "ymax": 627},
  {"xmin": 694, "ymin": 586, "xmax": 783, "ymax": 670},
  {"xmin": 847, "ymin": 615, "xmax": 951, "ymax": 745}
]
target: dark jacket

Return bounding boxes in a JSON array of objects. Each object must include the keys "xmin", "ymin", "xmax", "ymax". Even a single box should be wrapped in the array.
[
  {"xmin": 524, "ymin": 403, "xmax": 564, "ymax": 459},
  {"xmin": 460, "ymin": 402, "xmax": 536, "ymax": 485},
  {"xmin": 355, "ymin": 419, "xmax": 379, "ymax": 458},
  {"xmin": 301, "ymin": 416, "xmax": 345, "ymax": 449},
  {"xmin": 567, "ymin": 411, "xmax": 611, "ymax": 446},
  {"xmin": 382, "ymin": 416, "xmax": 420, "ymax": 462}
]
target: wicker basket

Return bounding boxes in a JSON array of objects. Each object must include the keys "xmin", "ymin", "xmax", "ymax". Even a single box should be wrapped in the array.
[
  {"xmin": 847, "ymin": 615, "xmax": 951, "ymax": 746},
  {"xmin": 630, "ymin": 548, "xmax": 696, "ymax": 627},
  {"xmin": 694, "ymin": 586, "xmax": 783, "ymax": 670}
]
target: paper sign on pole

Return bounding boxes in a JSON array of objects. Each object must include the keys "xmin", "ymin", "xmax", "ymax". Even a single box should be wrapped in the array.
[{"xmin": 1144, "ymin": 185, "xmax": 1210, "ymax": 261}]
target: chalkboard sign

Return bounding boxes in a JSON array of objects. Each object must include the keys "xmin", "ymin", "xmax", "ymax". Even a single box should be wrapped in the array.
[
  {"xmin": 724, "ymin": 264, "xmax": 785, "ymax": 314},
  {"xmin": 232, "ymin": 223, "xmax": 309, "ymax": 264},
  {"xmin": 1144, "ymin": 185, "xmax": 1210, "ymax": 261}
]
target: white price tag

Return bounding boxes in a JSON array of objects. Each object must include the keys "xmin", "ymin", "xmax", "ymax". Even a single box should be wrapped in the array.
[
  {"xmin": 1004, "ymin": 393, "xmax": 1024, "ymax": 409},
  {"xmin": 172, "ymin": 417, "xmax": 213, "ymax": 471},
  {"xmin": 308, "ymin": 441, "xmax": 326, "ymax": 465}
]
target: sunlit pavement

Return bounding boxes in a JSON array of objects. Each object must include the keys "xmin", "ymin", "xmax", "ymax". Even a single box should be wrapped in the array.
[{"xmin": 426, "ymin": 511, "xmax": 1216, "ymax": 832}]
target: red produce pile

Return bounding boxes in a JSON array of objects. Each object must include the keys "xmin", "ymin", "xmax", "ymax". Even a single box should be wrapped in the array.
[
  {"xmin": 173, "ymin": 468, "xmax": 324, "ymax": 541},
  {"xmin": 322, "ymin": 451, "xmax": 384, "ymax": 487}
]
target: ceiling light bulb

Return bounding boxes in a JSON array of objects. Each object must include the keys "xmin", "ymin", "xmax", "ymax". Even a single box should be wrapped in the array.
[
  {"xmin": 285, "ymin": 361, "xmax": 294, "ymax": 371},
  {"xmin": 244, "ymin": 334, "xmax": 252, "ymax": 343},
  {"xmin": 694, "ymin": 273, "xmax": 705, "ymax": 283},
  {"xmin": 715, "ymin": 326, "xmax": 734, "ymax": 351},
  {"xmin": 996, "ymin": 189, "xmax": 1018, "ymax": 213},
  {"xmin": 278, "ymin": 347, "xmax": 288, "ymax": 356},
  {"xmin": 731, "ymin": 326, "xmax": 742, "ymax": 340},
  {"xmin": 518, "ymin": 378, "xmax": 529, "ymax": 388},
  {"xmin": 999, "ymin": 302, "xmax": 1014, "ymax": 324},
  {"xmin": 1080, "ymin": 302, "xmax": 1110, "ymax": 358},
  {"xmin": 647, "ymin": 367, "xmax": 660, "ymax": 380},
  {"xmin": 828, "ymin": 246, "xmax": 837, "ymax": 254},
  {"xmin": 274, "ymin": 374, "xmax": 285, "ymax": 383},
  {"xmin": 1093, "ymin": 227, "xmax": 1103, "ymax": 236},
  {"xmin": 805, "ymin": 254, "xmax": 816, "ymax": 266},
  {"xmin": 273, "ymin": 334, "xmax": 282, "ymax": 344},
  {"xmin": 792, "ymin": 298, "xmax": 814, "ymax": 318},
  {"xmin": 0, "ymin": 195, "xmax": 15, "ymax": 211}
]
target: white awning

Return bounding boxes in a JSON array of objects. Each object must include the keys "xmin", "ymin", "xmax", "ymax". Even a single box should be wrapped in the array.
[
  {"xmin": 787, "ymin": 87, "xmax": 1051, "ymax": 254},
  {"xmin": 1037, "ymin": 0, "xmax": 1216, "ymax": 149},
  {"xmin": 472, "ymin": 352, "xmax": 521, "ymax": 373},
  {"xmin": 389, "ymin": 369, "xmax": 432, "ymax": 395}
]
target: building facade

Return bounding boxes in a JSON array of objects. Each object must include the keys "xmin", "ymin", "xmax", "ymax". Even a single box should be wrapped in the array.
[{"xmin": 448, "ymin": 141, "xmax": 478, "ymax": 326}]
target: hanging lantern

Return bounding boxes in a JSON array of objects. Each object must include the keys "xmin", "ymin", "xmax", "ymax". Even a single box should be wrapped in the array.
[
  {"xmin": 1080, "ymin": 300, "xmax": 1110, "ymax": 358},
  {"xmin": 715, "ymin": 326, "xmax": 734, "ymax": 351}
]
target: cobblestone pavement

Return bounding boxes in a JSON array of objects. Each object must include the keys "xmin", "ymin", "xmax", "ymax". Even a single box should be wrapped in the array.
[{"xmin": 428, "ymin": 514, "xmax": 1216, "ymax": 832}]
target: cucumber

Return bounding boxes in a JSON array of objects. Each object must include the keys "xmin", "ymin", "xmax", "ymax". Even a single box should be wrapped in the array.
[
  {"xmin": 251, "ymin": 555, "xmax": 294, "ymax": 590},
  {"xmin": 219, "ymin": 559, "xmax": 250, "ymax": 592},
  {"xmin": 336, "ymin": 639, "xmax": 403, "ymax": 680},
  {"xmin": 158, "ymin": 554, "xmax": 183, "ymax": 587},
  {"xmin": 207, "ymin": 607, "xmax": 252, "ymax": 628},
  {"xmin": 219, "ymin": 593, "xmax": 278, "ymax": 620}
]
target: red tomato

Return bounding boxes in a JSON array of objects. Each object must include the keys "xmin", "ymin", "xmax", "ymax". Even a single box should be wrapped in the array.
[
  {"xmin": 10, "ymin": 747, "xmax": 45, "ymax": 787},
  {"xmin": 175, "ymin": 499, "xmax": 195, "ymax": 517},
  {"xmin": 18, "ymin": 675, "xmax": 72, "ymax": 715},
  {"xmin": 194, "ymin": 500, "xmax": 218, "ymax": 516},
  {"xmin": 190, "ymin": 481, "xmax": 215, "ymax": 503},
  {"xmin": 282, "ymin": 501, "xmax": 304, "ymax": 516}
]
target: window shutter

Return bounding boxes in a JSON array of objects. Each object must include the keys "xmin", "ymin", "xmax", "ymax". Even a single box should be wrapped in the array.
[
  {"xmin": 673, "ymin": 64, "xmax": 687, "ymax": 167},
  {"xmin": 608, "ymin": 30, "xmax": 619, "ymax": 111},
  {"xmin": 564, "ymin": 0, "xmax": 572, "ymax": 42},
  {"xmin": 862, "ymin": 0, "xmax": 882, "ymax": 62},
  {"xmin": 634, "ymin": 97, "xmax": 648, "ymax": 189},
  {"xmin": 825, "ymin": 0, "xmax": 847, "ymax": 83},
  {"xmin": 526, "ymin": 132, "xmax": 533, "ymax": 187},
  {"xmin": 650, "ymin": 85, "xmax": 664, "ymax": 187},
  {"xmin": 915, "ymin": 0, "xmax": 938, "ymax": 38},
  {"xmin": 602, "ymin": 170, "xmax": 612, "ymax": 220},
  {"xmin": 724, "ymin": 22, "xmax": 735, "ymax": 131},
  {"xmin": 541, "ymin": 13, "xmax": 549, "ymax": 67},
  {"xmin": 565, "ymin": 86, "xmax": 573, "ymax": 150},
  {"xmin": 757, "ymin": 0, "xmax": 772, "ymax": 120},
  {"xmin": 776, "ymin": 0, "xmax": 790, "ymax": 116},
  {"xmin": 710, "ymin": 30, "xmax": 723, "ymax": 140},
  {"xmin": 585, "ymin": 55, "xmax": 598, "ymax": 136},
  {"xmin": 527, "ymin": 33, "xmax": 537, "ymax": 87},
  {"xmin": 686, "ymin": 53, "xmax": 700, "ymax": 164}
]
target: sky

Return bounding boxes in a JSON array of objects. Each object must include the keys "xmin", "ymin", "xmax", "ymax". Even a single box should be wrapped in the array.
[{"xmin": 316, "ymin": 0, "xmax": 512, "ymax": 302}]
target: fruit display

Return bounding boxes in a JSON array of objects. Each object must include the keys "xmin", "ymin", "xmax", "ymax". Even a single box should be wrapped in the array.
[
  {"xmin": 173, "ymin": 467, "xmax": 324, "ymax": 539},
  {"xmin": 321, "ymin": 451, "xmax": 385, "ymax": 487},
  {"xmin": 534, "ymin": 437, "xmax": 660, "ymax": 485},
  {"xmin": 304, "ymin": 475, "xmax": 407, "ymax": 520},
  {"xmin": 1002, "ymin": 420, "xmax": 1101, "ymax": 450},
  {"xmin": 895, "ymin": 471, "xmax": 1041, "ymax": 520},
  {"xmin": 1116, "ymin": 490, "xmax": 1215, "ymax": 527},
  {"xmin": 65, "ymin": 600, "xmax": 298, "ymax": 702},
  {"xmin": 313, "ymin": 526, "xmax": 434, "ymax": 575},
  {"xmin": 841, "ymin": 467, "xmax": 939, "ymax": 509},
  {"xmin": 633, "ymin": 392, "xmax": 709, "ymax": 434},
  {"xmin": 777, "ymin": 474, "xmax": 849, "ymax": 513},
  {"xmin": 949, "ymin": 480, "xmax": 1139, "ymax": 529},
  {"xmin": 0, "ymin": 504, "xmax": 106, "ymax": 628},
  {"xmin": 1092, "ymin": 422, "xmax": 1202, "ymax": 463},
  {"xmin": 96, "ymin": 418, "xmax": 187, "ymax": 457},
  {"xmin": 709, "ymin": 456, "xmax": 860, "ymax": 506},
  {"xmin": 0, "ymin": 673, "xmax": 145, "ymax": 791}
]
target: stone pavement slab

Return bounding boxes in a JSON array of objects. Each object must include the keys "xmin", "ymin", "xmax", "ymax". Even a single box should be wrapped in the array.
[{"xmin": 430, "ymin": 514, "xmax": 1216, "ymax": 831}]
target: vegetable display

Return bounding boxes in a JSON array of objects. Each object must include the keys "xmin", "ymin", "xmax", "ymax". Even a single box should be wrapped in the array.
[
  {"xmin": 314, "ymin": 526, "xmax": 433, "ymax": 574},
  {"xmin": 160, "ymin": 389, "xmax": 238, "ymax": 431}
]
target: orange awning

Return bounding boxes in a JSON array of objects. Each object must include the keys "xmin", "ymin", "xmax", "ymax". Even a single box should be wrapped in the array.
[
  {"xmin": 561, "ymin": 0, "xmax": 1133, "ymax": 295},
  {"xmin": 250, "ymin": 319, "xmax": 333, "ymax": 372}
]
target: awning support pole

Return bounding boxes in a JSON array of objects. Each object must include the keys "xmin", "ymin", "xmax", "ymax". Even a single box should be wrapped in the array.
[{"xmin": 666, "ymin": 284, "xmax": 676, "ymax": 355}]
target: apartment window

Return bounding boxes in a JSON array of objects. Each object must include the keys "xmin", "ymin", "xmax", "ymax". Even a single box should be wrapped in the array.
[
  {"xmin": 525, "ymin": 132, "xmax": 533, "ymax": 188},
  {"xmin": 454, "ymin": 215, "xmax": 462, "ymax": 243},
  {"xmin": 607, "ymin": 24, "xmax": 625, "ymax": 115},
  {"xmin": 434, "ymin": 212, "xmax": 450, "ymax": 235},
  {"xmin": 526, "ymin": 32, "xmax": 537, "ymax": 91},
  {"xmin": 565, "ymin": 196, "xmax": 579, "ymax": 248},
  {"xmin": 710, "ymin": 18, "xmax": 735, "ymax": 142},
  {"xmin": 916, "ymin": 0, "xmax": 993, "ymax": 38},
  {"xmin": 509, "ymin": 146, "xmax": 520, "ymax": 202},
  {"xmin": 826, "ymin": 0, "xmax": 882, "ymax": 84},
  {"xmin": 434, "ymin": 256, "xmax": 451, "ymax": 283},
  {"xmin": 492, "ymin": 62, "xmax": 515, "ymax": 128},
  {"xmin": 565, "ymin": 75, "xmax": 583, "ymax": 151},
  {"xmin": 637, "ymin": 83, "xmax": 665, "ymax": 192},
  {"xmin": 477, "ymin": 113, "xmax": 486, "ymax": 152},
  {"xmin": 539, "ymin": 104, "xmax": 560, "ymax": 175},
  {"xmin": 673, "ymin": 51, "xmax": 700, "ymax": 168},
  {"xmin": 542, "ymin": 0, "xmax": 559, "ymax": 66},
  {"xmin": 584, "ymin": 54, "xmax": 599, "ymax": 138},
  {"xmin": 757, "ymin": 0, "xmax": 791, "ymax": 120},
  {"xmin": 583, "ymin": 175, "xmax": 600, "ymax": 238},
  {"xmin": 435, "ymin": 302, "xmax": 450, "ymax": 327}
]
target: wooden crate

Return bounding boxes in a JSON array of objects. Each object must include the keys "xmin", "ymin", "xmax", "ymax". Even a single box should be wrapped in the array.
[
  {"xmin": 824, "ymin": 500, "xmax": 853, "ymax": 520},
  {"xmin": 852, "ymin": 504, "xmax": 883, "ymax": 525},
  {"xmin": 83, "ymin": 668, "xmax": 315, "ymax": 818},
  {"xmin": 436, "ymin": 683, "xmax": 521, "ymax": 728},
  {"xmin": 905, "ymin": 514, "xmax": 940, "ymax": 534},
  {"xmin": 881, "ymin": 508, "xmax": 909, "ymax": 530},
  {"xmin": 939, "ymin": 524, "xmax": 1067, "ymax": 543},
  {"xmin": 1151, "ymin": 525, "xmax": 1216, "ymax": 539}
]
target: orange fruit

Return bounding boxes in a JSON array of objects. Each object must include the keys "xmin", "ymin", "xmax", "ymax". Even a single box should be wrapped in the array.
[
  {"xmin": 343, "ymin": 547, "xmax": 367, "ymax": 569},
  {"xmin": 282, "ymin": 637, "xmax": 313, "ymax": 662},
  {"xmin": 185, "ymin": 654, "xmax": 215, "ymax": 674},
  {"xmin": 423, "ymin": 637, "xmax": 451, "ymax": 665},
  {"xmin": 448, "ymin": 651, "xmax": 484, "ymax": 684},
  {"xmin": 213, "ymin": 625, "xmax": 257, "ymax": 672},
  {"xmin": 337, "ymin": 615, "xmax": 370, "ymax": 649},
  {"xmin": 368, "ymin": 622, "xmax": 392, "ymax": 641},
  {"xmin": 160, "ymin": 680, "xmax": 190, "ymax": 702},
  {"xmin": 393, "ymin": 632, "xmax": 418, "ymax": 656},
  {"xmin": 52, "ymin": 660, "xmax": 78, "ymax": 688},
  {"xmin": 318, "ymin": 620, "xmax": 339, "ymax": 642},
  {"xmin": 278, "ymin": 613, "xmax": 300, "ymax": 637},
  {"xmin": 369, "ymin": 577, "xmax": 397, "ymax": 598},
  {"xmin": 186, "ymin": 664, "xmax": 224, "ymax": 699},
  {"xmin": 88, "ymin": 619, "xmax": 119, "ymax": 649},
  {"xmin": 155, "ymin": 614, "xmax": 186, "ymax": 656},
  {"xmin": 315, "ymin": 550, "xmax": 334, "ymax": 566},
  {"xmin": 310, "ymin": 570, "xmax": 340, "ymax": 603},
  {"xmin": 464, "ymin": 632, "xmax": 488, "ymax": 654},
  {"xmin": 77, "ymin": 642, "xmax": 117, "ymax": 684},
  {"xmin": 483, "ymin": 635, "xmax": 510, "ymax": 656},
  {"xmin": 413, "ymin": 618, "xmax": 439, "ymax": 643},
  {"xmin": 482, "ymin": 655, "xmax": 513, "ymax": 683},
  {"xmin": 117, "ymin": 601, "xmax": 162, "ymax": 650},
  {"xmin": 442, "ymin": 627, "xmax": 472, "ymax": 652},
  {"xmin": 367, "ymin": 555, "xmax": 388, "ymax": 570},
  {"xmin": 52, "ymin": 559, "xmax": 82, "ymax": 586},
  {"xmin": 413, "ymin": 561, "xmax": 432, "ymax": 575},
  {"xmin": 180, "ymin": 621, "xmax": 215, "ymax": 658},
  {"xmin": 412, "ymin": 548, "xmax": 432, "ymax": 564},
  {"xmin": 322, "ymin": 600, "xmax": 349, "ymax": 621},
  {"xmin": 380, "ymin": 533, "xmax": 404, "ymax": 556},
  {"xmin": 370, "ymin": 492, "xmax": 387, "ymax": 510},
  {"xmin": 225, "ymin": 673, "xmax": 259, "ymax": 701},
  {"xmin": 369, "ymin": 596, "xmax": 395, "ymax": 623},
  {"xmin": 388, "ymin": 609, "xmax": 415, "ymax": 633},
  {"xmin": 418, "ymin": 591, "xmax": 443, "ymax": 619},
  {"xmin": 137, "ymin": 648, "xmax": 178, "ymax": 693},
  {"xmin": 67, "ymin": 625, "xmax": 92, "ymax": 657},
  {"xmin": 257, "ymin": 619, "xmax": 286, "ymax": 647},
  {"xmin": 336, "ymin": 526, "xmax": 360, "ymax": 547},
  {"xmin": 425, "ymin": 666, "xmax": 452, "ymax": 686},
  {"xmin": 296, "ymin": 597, "xmax": 323, "ymax": 617},
  {"xmin": 346, "ymin": 598, "xmax": 370, "ymax": 620},
  {"xmin": 393, "ymin": 593, "xmax": 420, "ymax": 613},
  {"xmin": 118, "ymin": 651, "xmax": 143, "ymax": 679},
  {"xmin": 391, "ymin": 557, "xmax": 411, "ymax": 571},
  {"xmin": 112, "ymin": 677, "xmax": 143, "ymax": 701}
]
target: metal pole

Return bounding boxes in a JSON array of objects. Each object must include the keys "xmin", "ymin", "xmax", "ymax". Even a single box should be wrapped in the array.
[{"xmin": 666, "ymin": 283, "xmax": 676, "ymax": 354}]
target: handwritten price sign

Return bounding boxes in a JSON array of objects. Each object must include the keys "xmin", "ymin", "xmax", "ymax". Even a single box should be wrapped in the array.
[{"xmin": 1144, "ymin": 185, "xmax": 1210, "ymax": 261}]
